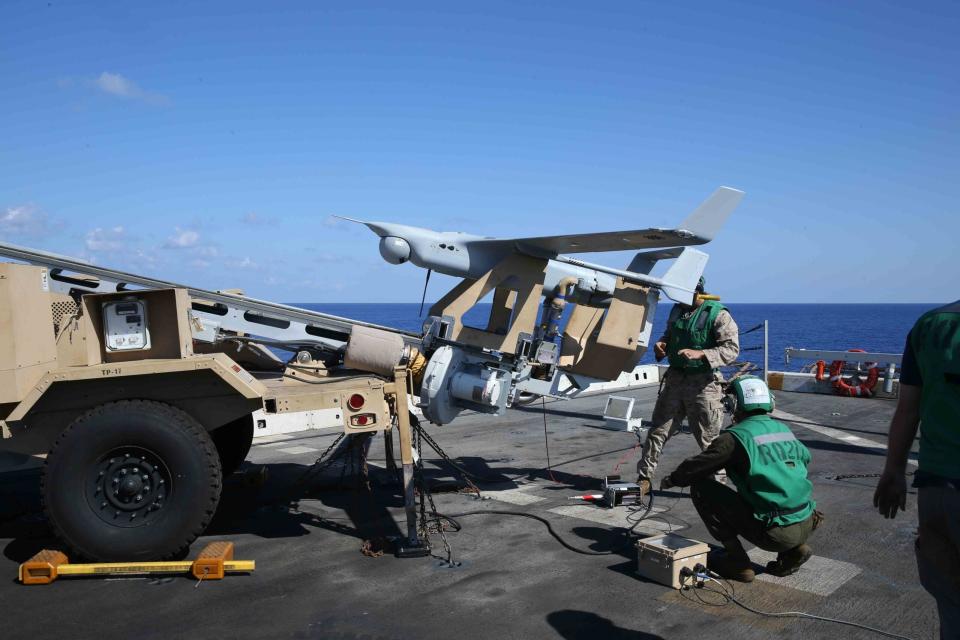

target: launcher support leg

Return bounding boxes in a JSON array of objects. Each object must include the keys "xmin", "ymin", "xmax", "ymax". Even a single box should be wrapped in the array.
[
  {"xmin": 392, "ymin": 366, "xmax": 429, "ymax": 558},
  {"xmin": 384, "ymin": 428, "xmax": 398, "ymax": 477}
]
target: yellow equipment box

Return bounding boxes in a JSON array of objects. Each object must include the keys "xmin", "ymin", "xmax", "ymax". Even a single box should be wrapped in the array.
[{"xmin": 636, "ymin": 533, "xmax": 710, "ymax": 589}]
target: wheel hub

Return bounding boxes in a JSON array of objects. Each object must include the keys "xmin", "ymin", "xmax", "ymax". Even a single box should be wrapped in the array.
[{"xmin": 87, "ymin": 447, "xmax": 172, "ymax": 527}]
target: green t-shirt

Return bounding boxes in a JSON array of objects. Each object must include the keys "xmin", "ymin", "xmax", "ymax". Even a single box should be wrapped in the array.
[{"xmin": 910, "ymin": 301, "xmax": 960, "ymax": 478}]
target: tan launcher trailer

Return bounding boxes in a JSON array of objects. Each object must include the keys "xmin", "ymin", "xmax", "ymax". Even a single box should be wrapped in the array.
[{"xmin": 0, "ymin": 261, "xmax": 426, "ymax": 562}]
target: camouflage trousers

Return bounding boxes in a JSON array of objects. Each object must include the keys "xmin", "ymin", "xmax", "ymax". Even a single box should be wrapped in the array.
[{"xmin": 636, "ymin": 368, "xmax": 725, "ymax": 481}]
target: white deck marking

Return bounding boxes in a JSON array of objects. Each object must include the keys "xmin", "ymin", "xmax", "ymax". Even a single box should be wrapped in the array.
[
  {"xmin": 772, "ymin": 409, "xmax": 917, "ymax": 466},
  {"xmin": 484, "ymin": 482, "xmax": 547, "ymax": 506},
  {"xmin": 276, "ymin": 446, "xmax": 320, "ymax": 455},
  {"xmin": 749, "ymin": 548, "xmax": 862, "ymax": 596},
  {"xmin": 548, "ymin": 504, "xmax": 672, "ymax": 533}
]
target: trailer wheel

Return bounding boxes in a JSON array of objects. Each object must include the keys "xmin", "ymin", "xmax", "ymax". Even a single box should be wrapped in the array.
[
  {"xmin": 42, "ymin": 400, "xmax": 222, "ymax": 562},
  {"xmin": 211, "ymin": 414, "xmax": 255, "ymax": 475}
]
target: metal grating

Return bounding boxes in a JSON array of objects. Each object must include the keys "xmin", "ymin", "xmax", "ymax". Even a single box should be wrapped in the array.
[{"xmin": 51, "ymin": 299, "xmax": 79, "ymax": 336}]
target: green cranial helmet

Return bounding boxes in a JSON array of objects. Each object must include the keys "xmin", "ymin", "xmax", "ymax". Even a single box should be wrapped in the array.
[{"xmin": 726, "ymin": 376, "xmax": 774, "ymax": 415}]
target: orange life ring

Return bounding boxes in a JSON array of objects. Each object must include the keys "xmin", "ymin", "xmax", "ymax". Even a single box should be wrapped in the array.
[
  {"xmin": 828, "ymin": 349, "xmax": 879, "ymax": 397},
  {"xmin": 814, "ymin": 360, "xmax": 827, "ymax": 381}
]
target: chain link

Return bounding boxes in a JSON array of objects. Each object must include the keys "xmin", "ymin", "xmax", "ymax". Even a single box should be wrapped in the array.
[
  {"xmin": 827, "ymin": 472, "xmax": 881, "ymax": 480},
  {"xmin": 827, "ymin": 470, "xmax": 916, "ymax": 481},
  {"xmin": 290, "ymin": 432, "xmax": 346, "ymax": 493},
  {"xmin": 413, "ymin": 426, "xmax": 454, "ymax": 564},
  {"xmin": 356, "ymin": 432, "xmax": 373, "ymax": 493},
  {"xmin": 413, "ymin": 422, "xmax": 482, "ymax": 496},
  {"xmin": 284, "ymin": 420, "xmax": 468, "ymax": 564}
]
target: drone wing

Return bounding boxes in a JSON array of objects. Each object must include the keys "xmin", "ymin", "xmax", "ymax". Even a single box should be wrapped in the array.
[{"xmin": 499, "ymin": 186, "xmax": 743, "ymax": 257}]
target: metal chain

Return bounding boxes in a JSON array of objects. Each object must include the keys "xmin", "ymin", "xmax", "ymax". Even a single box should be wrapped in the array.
[
  {"xmin": 279, "ymin": 432, "xmax": 348, "ymax": 510},
  {"xmin": 291, "ymin": 432, "xmax": 346, "ymax": 491},
  {"xmin": 338, "ymin": 436, "xmax": 353, "ymax": 489},
  {"xmin": 414, "ymin": 428, "xmax": 430, "ymax": 544},
  {"xmin": 413, "ymin": 422, "xmax": 482, "ymax": 496},
  {"xmin": 285, "ymin": 419, "xmax": 462, "ymax": 563},
  {"xmin": 424, "ymin": 484, "xmax": 453, "ymax": 562},
  {"xmin": 827, "ymin": 470, "xmax": 915, "ymax": 481},
  {"xmin": 345, "ymin": 437, "xmax": 357, "ymax": 490},
  {"xmin": 413, "ymin": 427, "xmax": 454, "ymax": 564},
  {"xmin": 357, "ymin": 432, "xmax": 373, "ymax": 493},
  {"xmin": 827, "ymin": 472, "xmax": 881, "ymax": 481}
]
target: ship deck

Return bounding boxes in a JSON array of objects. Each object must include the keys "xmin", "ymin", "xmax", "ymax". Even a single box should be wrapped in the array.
[{"xmin": 0, "ymin": 386, "xmax": 936, "ymax": 639}]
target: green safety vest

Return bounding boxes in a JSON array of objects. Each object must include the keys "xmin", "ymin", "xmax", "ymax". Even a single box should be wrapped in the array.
[
  {"xmin": 911, "ymin": 301, "xmax": 960, "ymax": 478},
  {"xmin": 727, "ymin": 415, "xmax": 816, "ymax": 527},
  {"xmin": 667, "ymin": 300, "xmax": 725, "ymax": 373}
]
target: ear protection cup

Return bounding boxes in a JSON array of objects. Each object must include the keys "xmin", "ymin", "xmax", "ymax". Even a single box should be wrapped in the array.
[
  {"xmin": 722, "ymin": 376, "xmax": 775, "ymax": 416},
  {"xmin": 721, "ymin": 393, "xmax": 737, "ymax": 414}
]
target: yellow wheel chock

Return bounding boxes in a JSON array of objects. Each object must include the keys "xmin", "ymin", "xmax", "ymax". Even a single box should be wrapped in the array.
[{"xmin": 18, "ymin": 541, "xmax": 255, "ymax": 585}]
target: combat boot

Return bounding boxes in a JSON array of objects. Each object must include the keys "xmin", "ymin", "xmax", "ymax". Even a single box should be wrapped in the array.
[
  {"xmin": 637, "ymin": 478, "xmax": 651, "ymax": 497},
  {"xmin": 765, "ymin": 544, "xmax": 812, "ymax": 577},
  {"xmin": 708, "ymin": 551, "xmax": 755, "ymax": 583}
]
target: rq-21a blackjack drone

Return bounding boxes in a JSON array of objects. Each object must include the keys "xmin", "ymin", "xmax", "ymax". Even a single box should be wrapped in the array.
[{"xmin": 341, "ymin": 186, "xmax": 743, "ymax": 424}]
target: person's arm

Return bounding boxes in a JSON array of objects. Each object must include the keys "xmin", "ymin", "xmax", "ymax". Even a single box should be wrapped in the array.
[
  {"xmin": 666, "ymin": 432, "xmax": 738, "ymax": 487},
  {"xmin": 654, "ymin": 306, "xmax": 678, "ymax": 361},
  {"xmin": 678, "ymin": 310, "xmax": 740, "ymax": 368},
  {"xmin": 874, "ymin": 331, "xmax": 922, "ymax": 519},
  {"xmin": 873, "ymin": 384, "xmax": 921, "ymax": 518}
]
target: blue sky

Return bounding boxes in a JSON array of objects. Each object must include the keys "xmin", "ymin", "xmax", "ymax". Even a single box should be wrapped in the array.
[{"xmin": 1, "ymin": 1, "xmax": 956, "ymax": 303}]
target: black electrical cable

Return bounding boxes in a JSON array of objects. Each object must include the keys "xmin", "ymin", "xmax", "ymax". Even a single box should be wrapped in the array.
[
  {"xmin": 435, "ymin": 477, "xmax": 659, "ymax": 556},
  {"xmin": 699, "ymin": 571, "xmax": 920, "ymax": 640},
  {"xmin": 541, "ymin": 397, "xmax": 557, "ymax": 482},
  {"xmin": 436, "ymin": 509, "xmax": 633, "ymax": 555},
  {"xmin": 423, "ymin": 392, "xmax": 661, "ymax": 552},
  {"xmin": 283, "ymin": 374, "xmax": 662, "ymax": 556},
  {"xmin": 625, "ymin": 490, "xmax": 655, "ymax": 534},
  {"xmin": 627, "ymin": 486, "xmax": 692, "ymax": 534},
  {"xmin": 433, "ymin": 513, "xmax": 462, "ymax": 532}
]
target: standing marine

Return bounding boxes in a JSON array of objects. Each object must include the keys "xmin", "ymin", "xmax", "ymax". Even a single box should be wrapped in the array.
[
  {"xmin": 636, "ymin": 276, "xmax": 740, "ymax": 494},
  {"xmin": 660, "ymin": 376, "xmax": 821, "ymax": 582}
]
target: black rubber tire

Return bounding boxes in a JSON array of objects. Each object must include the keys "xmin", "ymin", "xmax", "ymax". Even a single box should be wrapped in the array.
[
  {"xmin": 42, "ymin": 400, "xmax": 222, "ymax": 562},
  {"xmin": 211, "ymin": 414, "xmax": 255, "ymax": 475}
]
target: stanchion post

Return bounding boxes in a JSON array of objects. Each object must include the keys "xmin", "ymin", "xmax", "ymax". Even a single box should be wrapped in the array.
[{"xmin": 763, "ymin": 320, "xmax": 769, "ymax": 384}]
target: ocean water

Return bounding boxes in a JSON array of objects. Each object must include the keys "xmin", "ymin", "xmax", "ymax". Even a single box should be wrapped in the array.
[{"xmin": 292, "ymin": 302, "xmax": 942, "ymax": 373}]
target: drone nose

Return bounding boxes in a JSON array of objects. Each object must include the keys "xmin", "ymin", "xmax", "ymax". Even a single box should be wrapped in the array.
[{"xmin": 379, "ymin": 236, "xmax": 411, "ymax": 265}]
